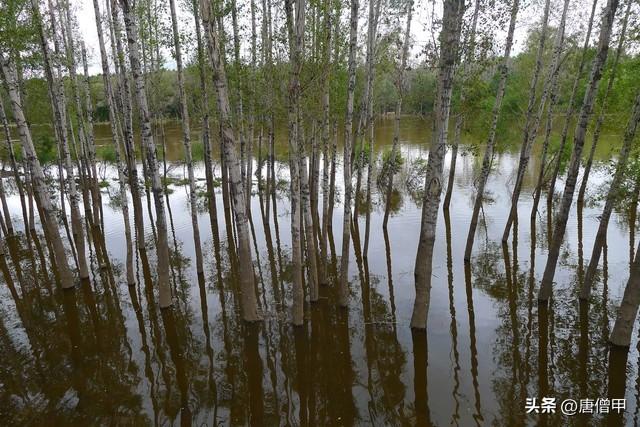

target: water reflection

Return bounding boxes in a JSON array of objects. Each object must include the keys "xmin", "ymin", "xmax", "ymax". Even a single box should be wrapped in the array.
[{"xmin": 0, "ymin": 118, "xmax": 638, "ymax": 425}]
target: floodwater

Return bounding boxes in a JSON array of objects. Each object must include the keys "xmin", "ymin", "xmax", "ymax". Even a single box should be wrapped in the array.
[{"xmin": 0, "ymin": 117, "xmax": 638, "ymax": 426}]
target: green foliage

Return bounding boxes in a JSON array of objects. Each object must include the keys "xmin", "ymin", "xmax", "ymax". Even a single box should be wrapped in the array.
[
  {"xmin": 96, "ymin": 145, "xmax": 118, "ymax": 163},
  {"xmin": 34, "ymin": 133, "xmax": 57, "ymax": 165},
  {"xmin": 404, "ymin": 70, "xmax": 436, "ymax": 116},
  {"xmin": 405, "ymin": 157, "xmax": 428, "ymax": 202},
  {"xmin": 191, "ymin": 141, "xmax": 204, "ymax": 162},
  {"xmin": 377, "ymin": 147, "xmax": 404, "ymax": 188},
  {"xmin": 354, "ymin": 141, "xmax": 372, "ymax": 169},
  {"xmin": 546, "ymin": 135, "xmax": 572, "ymax": 176}
]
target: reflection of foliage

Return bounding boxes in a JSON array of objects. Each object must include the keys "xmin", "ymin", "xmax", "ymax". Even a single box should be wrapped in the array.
[
  {"xmin": 106, "ymin": 189, "xmax": 124, "ymax": 211},
  {"xmin": 470, "ymin": 241, "xmax": 506, "ymax": 299},
  {"xmin": 404, "ymin": 157, "xmax": 427, "ymax": 202},
  {"xmin": 34, "ymin": 134, "xmax": 57, "ymax": 165},
  {"xmin": 548, "ymin": 136, "xmax": 572, "ymax": 177},
  {"xmin": 0, "ymin": 232, "xmax": 149, "ymax": 424},
  {"xmin": 191, "ymin": 141, "xmax": 204, "ymax": 162},
  {"xmin": 586, "ymin": 147, "xmax": 640, "ymax": 216},
  {"xmin": 354, "ymin": 142, "xmax": 371, "ymax": 170},
  {"xmin": 376, "ymin": 148, "xmax": 404, "ymax": 189},
  {"xmin": 162, "ymin": 176, "xmax": 190, "ymax": 187},
  {"xmin": 470, "ymin": 231, "xmax": 615, "ymax": 426},
  {"xmin": 96, "ymin": 145, "xmax": 117, "ymax": 163},
  {"xmin": 382, "ymin": 188, "xmax": 403, "ymax": 215}
]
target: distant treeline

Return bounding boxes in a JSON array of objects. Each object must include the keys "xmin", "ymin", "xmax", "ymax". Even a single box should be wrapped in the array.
[{"xmin": 4, "ymin": 26, "xmax": 639, "ymax": 150}]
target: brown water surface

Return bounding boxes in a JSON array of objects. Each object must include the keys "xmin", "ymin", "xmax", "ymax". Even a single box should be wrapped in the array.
[{"xmin": 0, "ymin": 117, "xmax": 637, "ymax": 426}]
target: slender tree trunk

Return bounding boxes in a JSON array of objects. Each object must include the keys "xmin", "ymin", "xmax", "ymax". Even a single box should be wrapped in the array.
[
  {"xmin": 201, "ymin": 0, "xmax": 262, "ymax": 322},
  {"xmin": 246, "ymin": 0, "xmax": 258, "ymax": 213},
  {"xmin": 192, "ymin": 0, "xmax": 222, "ymax": 264},
  {"xmin": 300, "ymin": 126, "xmax": 319, "ymax": 301},
  {"xmin": 91, "ymin": 0, "xmax": 135, "ymax": 285},
  {"xmin": 59, "ymin": 0, "xmax": 100, "ymax": 230},
  {"xmin": 327, "ymin": 1, "xmax": 340, "ymax": 224},
  {"xmin": 546, "ymin": 0, "xmax": 598, "ymax": 209},
  {"xmin": 80, "ymin": 44, "xmax": 103, "ymax": 230},
  {"xmin": 0, "ymin": 53, "xmax": 75, "ymax": 286},
  {"xmin": 0, "ymin": 177, "xmax": 12, "ymax": 235},
  {"xmin": 0, "ymin": 98, "xmax": 29, "ymax": 237},
  {"xmin": 110, "ymin": 0, "xmax": 146, "ymax": 252},
  {"xmin": 352, "ymin": 0, "xmax": 380, "ymax": 227},
  {"xmin": 383, "ymin": 0, "xmax": 413, "ymax": 228},
  {"xmin": 411, "ymin": 0, "xmax": 464, "ymax": 329},
  {"xmin": 120, "ymin": 0, "xmax": 173, "ymax": 308},
  {"xmin": 339, "ymin": 0, "xmax": 359, "ymax": 308},
  {"xmin": 169, "ymin": 0, "xmax": 204, "ymax": 275},
  {"xmin": 362, "ymin": 0, "xmax": 382, "ymax": 258},
  {"xmin": 443, "ymin": 0, "xmax": 479, "ymax": 212},
  {"xmin": 501, "ymin": 0, "xmax": 553, "ymax": 242},
  {"xmin": 538, "ymin": 0, "xmax": 620, "ymax": 302},
  {"xmin": 463, "ymin": 0, "xmax": 519, "ymax": 262},
  {"xmin": 319, "ymin": 0, "xmax": 333, "ymax": 284},
  {"xmin": 39, "ymin": 0, "xmax": 90, "ymax": 280},
  {"xmin": 581, "ymin": 92, "xmax": 640, "ymax": 299},
  {"xmin": 230, "ymin": 0, "xmax": 248, "ymax": 197},
  {"xmin": 284, "ymin": 0, "xmax": 305, "ymax": 323},
  {"xmin": 609, "ymin": 239, "xmax": 640, "ymax": 347},
  {"xmin": 577, "ymin": 0, "xmax": 631, "ymax": 206},
  {"xmin": 261, "ymin": 0, "xmax": 274, "ymax": 221},
  {"xmin": 530, "ymin": 72, "xmax": 561, "ymax": 221},
  {"xmin": 24, "ymin": 150, "xmax": 36, "ymax": 233}
]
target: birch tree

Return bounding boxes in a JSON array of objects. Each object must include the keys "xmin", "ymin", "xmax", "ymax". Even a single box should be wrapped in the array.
[
  {"xmin": 119, "ymin": 0, "xmax": 172, "ymax": 308},
  {"xmin": 91, "ymin": 0, "xmax": 136, "ymax": 285},
  {"xmin": 59, "ymin": 0, "xmax": 100, "ymax": 229},
  {"xmin": 200, "ymin": 0, "xmax": 262, "ymax": 322},
  {"xmin": 546, "ymin": 0, "xmax": 599, "ymax": 208},
  {"xmin": 284, "ymin": 0, "xmax": 308, "ymax": 319},
  {"xmin": 500, "ymin": 0, "xmax": 551, "ymax": 242},
  {"xmin": 192, "ymin": 0, "xmax": 222, "ymax": 262},
  {"xmin": 168, "ymin": 0, "xmax": 204, "ymax": 275},
  {"xmin": 0, "ymin": 97, "xmax": 29, "ymax": 237},
  {"xmin": 577, "ymin": 0, "xmax": 631, "ymax": 206},
  {"xmin": 463, "ymin": 0, "xmax": 519, "ymax": 262},
  {"xmin": 339, "ymin": 0, "xmax": 359, "ymax": 308},
  {"xmin": 0, "ymin": 52, "xmax": 75, "ymax": 286},
  {"xmin": 538, "ymin": 0, "xmax": 620, "ymax": 302},
  {"xmin": 610, "ymin": 238, "xmax": 640, "ymax": 347},
  {"xmin": 411, "ymin": 0, "xmax": 464, "ymax": 329},
  {"xmin": 581, "ymin": 91, "xmax": 640, "ymax": 300},
  {"xmin": 109, "ymin": 0, "xmax": 147, "ymax": 253},
  {"xmin": 319, "ymin": 0, "xmax": 333, "ymax": 284},
  {"xmin": 36, "ymin": 0, "xmax": 89, "ymax": 280},
  {"xmin": 443, "ymin": 0, "xmax": 479, "ymax": 211}
]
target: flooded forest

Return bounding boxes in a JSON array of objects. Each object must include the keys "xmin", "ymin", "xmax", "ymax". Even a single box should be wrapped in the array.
[{"xmin": 1, "ymin": 0, "xmax": 640, "ymax": 424}]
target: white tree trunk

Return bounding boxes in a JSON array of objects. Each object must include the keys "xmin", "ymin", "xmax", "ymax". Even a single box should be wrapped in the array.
[
  {"xmin": 411, "ymin": 0, "xmax": 464, "ymax": 329},
  {"xmin": 577, "ymin": 0, "xmax": 631, "ymax": 206},
  {"xmin": 201, "ymin": 0, "xmax": 262, "ymax": 322},
  {"xmin": 581, "ymin": 91, "xmax": 640, "ymax": 299},
  {"xmin": 120, "ymin": 0, "xmax": 173, "ymax": 308},
  {"xmin": 38, "ymin": 0, "xmax": 89, "ymax": 280},
  {"xmin": 0, "ymin": 53, "xmax": 75, "ymax": 286},
  {"xmin": 546, "ymin": 0, "xmax": 599, "ymax": 208},
  {"xmin": 610, "ymin": 238, "xmax": 640, "ymax": 347},
  {"xmin": 339, "ymin": 0, "xmax": 359, "ymax": 308},
  {"xmin": 169, "ymin": 0, "xmax": 204, "ymax": 275},
  {"xmin": 91, "ymin": 0, "xmax": 135, "ymax": 285},
  {"xmin": 463, "ymin": 0, "xmax": 520, "ymax": 262},
  {"xmin": 539, "ymin": 0, "xmax": 620, "ymax": 302}
]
